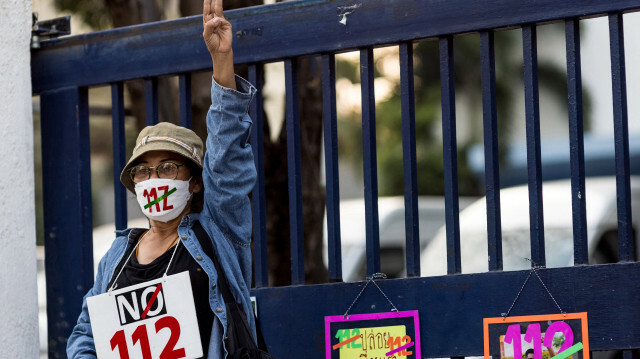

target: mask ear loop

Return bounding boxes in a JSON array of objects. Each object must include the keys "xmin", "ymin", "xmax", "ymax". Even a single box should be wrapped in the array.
[
  {"xmin": 187, "ymin": 176, "xmax": 196, "ymax": 196},
  {"xmin": 108, "ymin": 231, "xmax": 148, "ymax": 295}
]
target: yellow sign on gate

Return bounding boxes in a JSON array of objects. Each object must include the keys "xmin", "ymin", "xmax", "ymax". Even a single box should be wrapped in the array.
[{"xmin": 335, "ymin": 325, "xmax": 408, "ymax": 358}]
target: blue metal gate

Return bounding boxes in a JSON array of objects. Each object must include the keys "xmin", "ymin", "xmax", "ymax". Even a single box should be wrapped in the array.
[{"xmin": 32, "ymin": 0, "xmax": 640, "ymax": 358}]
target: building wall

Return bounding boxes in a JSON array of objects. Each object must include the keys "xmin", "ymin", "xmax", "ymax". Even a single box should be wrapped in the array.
[{"xmin": 0, "ymin": 0, "xmax": 39, "ymax": 356}]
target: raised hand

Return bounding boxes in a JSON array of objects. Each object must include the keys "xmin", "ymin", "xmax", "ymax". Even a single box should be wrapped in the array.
[
  {"xmin": 203, "ymin": 0, "xmax": 236, "ymax": 89},
  {"xmin": 203, "ymin": 0, "xmax": 233, "ymax": 57}
]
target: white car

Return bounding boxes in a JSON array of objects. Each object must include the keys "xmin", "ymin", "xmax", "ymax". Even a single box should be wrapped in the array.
[
  {"xmin": 324, "ymin": 196, "xmax": 476, "ymax": 282},
  {"xmin": 421, "ymin": 176, "xmax": 640, "ymax": 276}
]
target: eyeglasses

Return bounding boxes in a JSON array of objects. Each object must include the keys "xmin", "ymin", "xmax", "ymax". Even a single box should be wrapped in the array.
[{"xmin": 129, "ymin": 162, "xmax": 185, "ymax": 183}]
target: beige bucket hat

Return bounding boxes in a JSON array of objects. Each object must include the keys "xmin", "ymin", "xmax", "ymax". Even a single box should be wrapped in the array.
[{"xmin": 120, "ymin": 122, "xmax": 204, "ymax": 193}]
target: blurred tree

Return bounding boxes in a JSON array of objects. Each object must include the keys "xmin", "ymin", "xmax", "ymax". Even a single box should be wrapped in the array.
[{"xmin": 48, "ymin": 1, "xmax": 589, "ymax": 285}]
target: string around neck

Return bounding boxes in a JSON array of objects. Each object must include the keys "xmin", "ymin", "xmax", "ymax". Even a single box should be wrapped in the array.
[
  {"xmin": 108, "ymin": 230, "xmax": 182, "ymax": 294},
  {"xmin": 108, "ymin": 230, "xmax": 149, "ymax": 294},
  {"xmin": 163, "ymin": 238, "xmax": 181, "ymax": 280}
]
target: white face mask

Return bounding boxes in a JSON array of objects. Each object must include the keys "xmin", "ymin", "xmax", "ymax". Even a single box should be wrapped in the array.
[{"xmin": 134, "ymin": 177, "xmax": 193, "ymax": 223}]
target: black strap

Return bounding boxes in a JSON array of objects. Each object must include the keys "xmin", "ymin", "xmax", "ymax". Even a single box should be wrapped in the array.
[
  {"xmin": 192, "ymin": 221, "xmax": 269, "ymax": 352},
  {"xmin": 192, "ymin": 221, "xmax": 236, "ymax": 304}
]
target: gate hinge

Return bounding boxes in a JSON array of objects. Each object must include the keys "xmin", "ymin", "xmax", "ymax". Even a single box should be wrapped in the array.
[{"xmin": 31, "ymin": 13, "xmax": 71, "ymax": 49}]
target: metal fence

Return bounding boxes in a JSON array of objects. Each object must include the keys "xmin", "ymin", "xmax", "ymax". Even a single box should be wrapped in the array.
[{"xmin": 31, "ymin": 0, "xmax": 640, "ymax": 357}]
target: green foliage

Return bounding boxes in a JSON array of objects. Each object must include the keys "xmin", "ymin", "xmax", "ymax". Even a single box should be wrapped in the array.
[
  {"xmin": 552, "ymin": 333, "xmax": 565, "ymax": 348},
  {"xmin": 53, "ymin": 0, "xmax": 111, "ymax": 29},
  {"xmin": 337, "ymin": 57, "xmax": 362, "ymax": 84}
]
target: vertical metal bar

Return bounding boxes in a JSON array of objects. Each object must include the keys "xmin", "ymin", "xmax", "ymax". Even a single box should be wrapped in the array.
[
  {"xmin": 522, "ymin": 25, "xmax": 545, "ymax": 267},
  {"xmin": 179, "ymin": 73, "xmax": 192, "ymax": 129},
  {"xmin": 399, "ymin": 42, "xmax": 420, "ymax": 277},
  {"xmin": 111, "ymin": 82, "xmax": 128, "ymax": 230},
  {"xmin": 565, "ymin": 19, "xmax": 588, "ymax": 265},
  {"xmin": 360, "ymin": 47, "xmax": 381, "ymax": 277},
  {"xmin": 321, "ymin": 54, "xmax": 343, "ymax": 281},
  {"xmin": 439, "ymin": 37, "xmax": 461, "ymax": 275},
  {"xmin": 40, "ymin": 87, "xmax": 93, "ymax": 358},
  {"xmin": 145, "ymin": 77, "xmax": 159, "ymax": 125},
  {"xmin": 608, "ymin": 13, "xmax": 634, "ymax": 262},
  {"xmin": 284, "ymin": 58, "xmax": 305, "ymax": 284},
  {"xmin": 480, "ymin": 31, "xmax": 503, "ymax": 271},
  {"xmin": 248, "ymin": 64, "xmax": 269, "ymax": 287}
]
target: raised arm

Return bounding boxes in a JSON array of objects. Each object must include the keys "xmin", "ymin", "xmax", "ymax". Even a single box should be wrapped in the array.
[
  {"xmin": 203, "ymin": 0, "xmax": 236, "ymax": 90},
  {"xmin": 200, "ymin": 0, "xmax": 257, "ymax": 285}
]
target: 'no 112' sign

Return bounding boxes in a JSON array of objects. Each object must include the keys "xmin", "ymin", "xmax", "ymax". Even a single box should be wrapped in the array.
[{"xmin": 87, "ymin": 271, "xmax": 203, "ymax": 359}]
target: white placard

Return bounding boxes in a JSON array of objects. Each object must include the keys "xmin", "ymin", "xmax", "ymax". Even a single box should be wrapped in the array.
[{"xmin": 87, "ymin": 271, "xmax": 203, "ymax": 359}]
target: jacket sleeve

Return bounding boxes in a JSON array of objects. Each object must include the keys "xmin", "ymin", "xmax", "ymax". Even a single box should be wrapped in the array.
[
  {"xmin": 202, "ymin": 75, "xmax": 257, "ymax": 251},
  {"xmin": 66, "ymin": 286, "xmax": 98, "ymax": 359}
]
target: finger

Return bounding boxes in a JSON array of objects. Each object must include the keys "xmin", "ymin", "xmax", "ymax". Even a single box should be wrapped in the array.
[
  {"xmin": 203, "ymin": 0, "xmax": 212, "ymax": 22},
  {"xmin": 213, "ymin": 0, "xmax": 224, "ymax": 18},
  {"xmin": 204, "ymin": 17, "xmax": 221, "ymax": 33}
]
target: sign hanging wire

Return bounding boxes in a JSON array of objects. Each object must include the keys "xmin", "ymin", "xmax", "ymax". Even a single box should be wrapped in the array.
[
  {"xmin": 502, "ymin": 258, "xmax": 566, "ymax": 320},
  {"xmin": 343, "ymin": 273, "xmax": 399, "ymax": 319}
]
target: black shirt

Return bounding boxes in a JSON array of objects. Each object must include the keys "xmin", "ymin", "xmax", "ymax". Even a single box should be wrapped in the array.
[{"xmin": 107, "ymin": 232, "xmax": 214, "ymax": 358}]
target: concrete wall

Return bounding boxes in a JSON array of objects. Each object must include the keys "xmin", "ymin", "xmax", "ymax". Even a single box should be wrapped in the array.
[{"xmin": 0, "ymin": 0, "xmax": 39, "ymax": 356}]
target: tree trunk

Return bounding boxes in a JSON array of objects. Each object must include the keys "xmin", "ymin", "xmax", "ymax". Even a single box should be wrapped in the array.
[
  {"xmin": 104, "ymin": 0, "xmax": 178, "ymax": 131},
  {"xmin": 297, "ymin": 57, "xmax": 328, "ymax": 284},
  {"xmin": 264, "ymin": 56, "xmax": 328, "ymax": 286}
]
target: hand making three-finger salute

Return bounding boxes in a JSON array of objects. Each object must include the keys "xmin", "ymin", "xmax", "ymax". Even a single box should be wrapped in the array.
[{"xmin": 203, "ymin": 0, "xmax": 236, "ymax": 89}]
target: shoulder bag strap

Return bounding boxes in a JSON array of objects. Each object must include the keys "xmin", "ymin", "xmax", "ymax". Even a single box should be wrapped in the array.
[
  {"xmin": 192, "ymin": 221, "xmax": 269, "ymax": 351},
  {"xmin": 192, "ymin": 221, "xmax": 236, "ymax": 305}
]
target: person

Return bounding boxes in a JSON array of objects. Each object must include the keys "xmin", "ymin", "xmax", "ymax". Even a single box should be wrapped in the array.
[
  {"xmin": 526, "ymin": 348, "xmax": 536, "ymax": 359},
  {"xmin": 66, "ymin": 0, "xmax": 258, "ymax": 357}
]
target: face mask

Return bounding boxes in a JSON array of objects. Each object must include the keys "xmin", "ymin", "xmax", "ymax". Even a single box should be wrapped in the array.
[{"xmin": 134, "ymin": 177, "xmax": 193, "ymax": 223}]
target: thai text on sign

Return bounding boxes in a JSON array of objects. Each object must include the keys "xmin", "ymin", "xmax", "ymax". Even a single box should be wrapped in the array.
[{"xmin": 325, "ymin": 310, "xmax": 421, "ymax": 359}]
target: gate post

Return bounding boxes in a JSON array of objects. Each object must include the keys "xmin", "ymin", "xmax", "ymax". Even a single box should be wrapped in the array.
[{"xmin": 40, "ymin": 87, "xmax": 94, "ymax": 358}]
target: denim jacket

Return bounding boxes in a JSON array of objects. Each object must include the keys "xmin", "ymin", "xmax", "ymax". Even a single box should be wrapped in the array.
[{"xmin": 67, "ymin": 76, "xmax": 258, "ymax": 359}]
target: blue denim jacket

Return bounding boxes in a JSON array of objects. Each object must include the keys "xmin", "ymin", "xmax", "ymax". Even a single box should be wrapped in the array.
[{"xmin": 67, "ymin": 76, "xmax": 258, "ymax": 359}]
